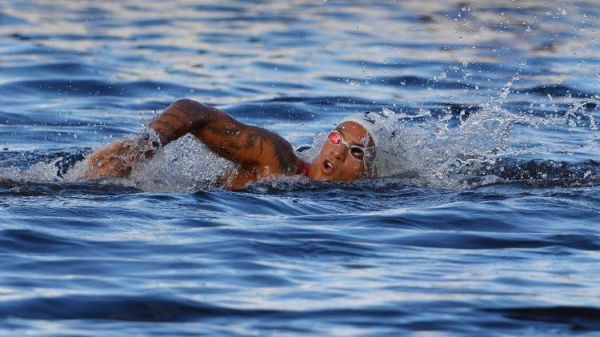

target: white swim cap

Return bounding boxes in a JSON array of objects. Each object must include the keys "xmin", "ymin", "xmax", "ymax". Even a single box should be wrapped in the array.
[
  {"xmin": 339, "ymin": 111, "xmax": 397, "ymax": 175},
  {"xmin": 339, "ymin": 112, "xmax": 384, "ymax": 147}
]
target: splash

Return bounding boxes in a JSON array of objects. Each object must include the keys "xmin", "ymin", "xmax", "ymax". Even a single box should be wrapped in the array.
[
  {"xmin": 357, "ymin": 77, "xmax": 600, "ymax": 188},
  {"xmin": 127, "ymin": 134, "xmax": 236, "ymax": 192},
  {"xmin": 0, "ymin": 134, "xmax": 235, "ymax": 192}
]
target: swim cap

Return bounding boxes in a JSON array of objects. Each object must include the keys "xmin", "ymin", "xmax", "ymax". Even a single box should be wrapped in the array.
[
  {"xmin": 339, "ymin": 111, "xmax": 396, "ymax": 175},
  {"xmin": 340, "ymin": 112, "xmax": 385, "ymax": 147}
]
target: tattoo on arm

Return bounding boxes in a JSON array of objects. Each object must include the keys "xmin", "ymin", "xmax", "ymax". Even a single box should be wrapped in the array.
[
  {"xmin": 269, "ymin": 132, "xmax": 298, "ymax": 174},
  {"xmin": 244, "ymin": 131, "xmax": 264, "ymax": 157},
  {"xmin": 243, "ymin": 127, "xmax": 296, "ymax": 174},
  {"xmin": 200, "ymin": 124, "xmax": 298, "ymax": 174}
]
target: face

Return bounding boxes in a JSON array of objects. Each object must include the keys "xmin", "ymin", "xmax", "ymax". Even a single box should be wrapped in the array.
[{"xmin": 308, "ymin": 121, "xmax": 375, "ymax": 181}]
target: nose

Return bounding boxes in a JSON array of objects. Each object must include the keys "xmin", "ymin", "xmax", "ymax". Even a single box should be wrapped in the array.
[{"xmin": 330, "ymin": 144, "xmax": 348, "ymax": 162}]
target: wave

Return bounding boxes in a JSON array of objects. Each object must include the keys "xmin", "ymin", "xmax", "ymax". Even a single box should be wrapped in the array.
[
  {"xmin": 460, "ymin": 158, "xmax": 600, "ymax": 187},
  {"xmin": 226, "ymin": 102, "xmax": 316, "ymax": 121},
  {"xmin": 0, "ymin": 295, "xmax": 245, "ymax": 322},
  {"xmin": 486, "ymin": 306, "xmax": 600, "ymax": 330},
  {"xmin": 0, "ymin": 79, "xmax": 211, "ymax": 98},
  {"xmin": 0, "ymin": 62, "xmax": 110, "ymax": 78},
  {"xmin": 0, "ymin": 294, "xmax": 412, "ymax": 324},
  {"xmin": 7, "ymin": 295, "xmax": 599, "ymax": 332},
  {"xmin": 0, "ymin": 178, "xmax": 139, "ymax": 197},
  {"xmin": 520, "ymin": 84, "xmax": 596, "ymax": 99},
  {"xmin": 322, "ymin": 75, "xmax": 477, "ymax": 90}
]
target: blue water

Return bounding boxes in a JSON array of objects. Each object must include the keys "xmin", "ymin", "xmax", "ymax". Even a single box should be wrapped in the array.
[{"xmin": 1, "ymin": 0, "xmax": 600, "ymax": 335}]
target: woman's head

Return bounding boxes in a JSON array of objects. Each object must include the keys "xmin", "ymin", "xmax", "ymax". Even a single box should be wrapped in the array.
[{"xmin": 308, "ymin": 121, "xmax": 376, "ymax": 181}]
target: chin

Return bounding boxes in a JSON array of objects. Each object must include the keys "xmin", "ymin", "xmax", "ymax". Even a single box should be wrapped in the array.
[{"xmin": 308, "ymin": 172, "xmax": 330, "ymax": 181}]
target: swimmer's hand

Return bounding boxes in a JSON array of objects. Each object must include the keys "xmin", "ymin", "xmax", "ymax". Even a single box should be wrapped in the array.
[{"xmin": 84, "ymin": 137, "xmax": 158, "ymax": 179}]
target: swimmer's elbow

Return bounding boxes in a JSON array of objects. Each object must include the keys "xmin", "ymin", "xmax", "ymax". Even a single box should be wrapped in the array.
[
  {"xmin": 150, "ymin": 98, "xmax": 215, "ymax": 145},
  {"xmin": 171, "ymin": 98, "xmax": 216, "ymax": 129}
]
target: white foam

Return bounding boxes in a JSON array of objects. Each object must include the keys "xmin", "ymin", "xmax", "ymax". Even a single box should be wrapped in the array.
[{"xmin": 127, "ymin": 133, "xmax": 235, "ymax": 192}]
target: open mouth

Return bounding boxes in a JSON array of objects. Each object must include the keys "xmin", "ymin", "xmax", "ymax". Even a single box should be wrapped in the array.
[{"xmin": 321, "ymin": 159, "xmax": 334, "ymax": 175}]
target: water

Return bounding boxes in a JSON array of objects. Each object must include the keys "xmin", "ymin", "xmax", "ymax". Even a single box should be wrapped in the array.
[{"xmin": 1, "ymin": 0, "xmax": 600, "ymax": 335}]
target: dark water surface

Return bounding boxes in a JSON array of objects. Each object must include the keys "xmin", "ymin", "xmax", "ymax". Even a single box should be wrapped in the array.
[{"xmin": 1, "ymin": 0, "xmax": 600, "ymax": 335}]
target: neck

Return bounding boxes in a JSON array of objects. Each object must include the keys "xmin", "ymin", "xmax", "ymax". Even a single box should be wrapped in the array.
[{"xmin": 297, "ymin": 160, "xmax": 311, "ymax": 177}]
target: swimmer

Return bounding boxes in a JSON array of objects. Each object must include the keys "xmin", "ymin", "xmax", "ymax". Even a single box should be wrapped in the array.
[{"xmin": 79, "ymin": 99, "xmax": 385, "ymax": 189}]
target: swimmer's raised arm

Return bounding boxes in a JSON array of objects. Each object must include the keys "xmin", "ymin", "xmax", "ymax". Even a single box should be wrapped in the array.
[
  {"xmin": 85, "ymin": 99, "xmax": 301, "ymax": 181},
  {"xmin": 154, "ymin": 99, "xmax": 299, "ymax": 173}
]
